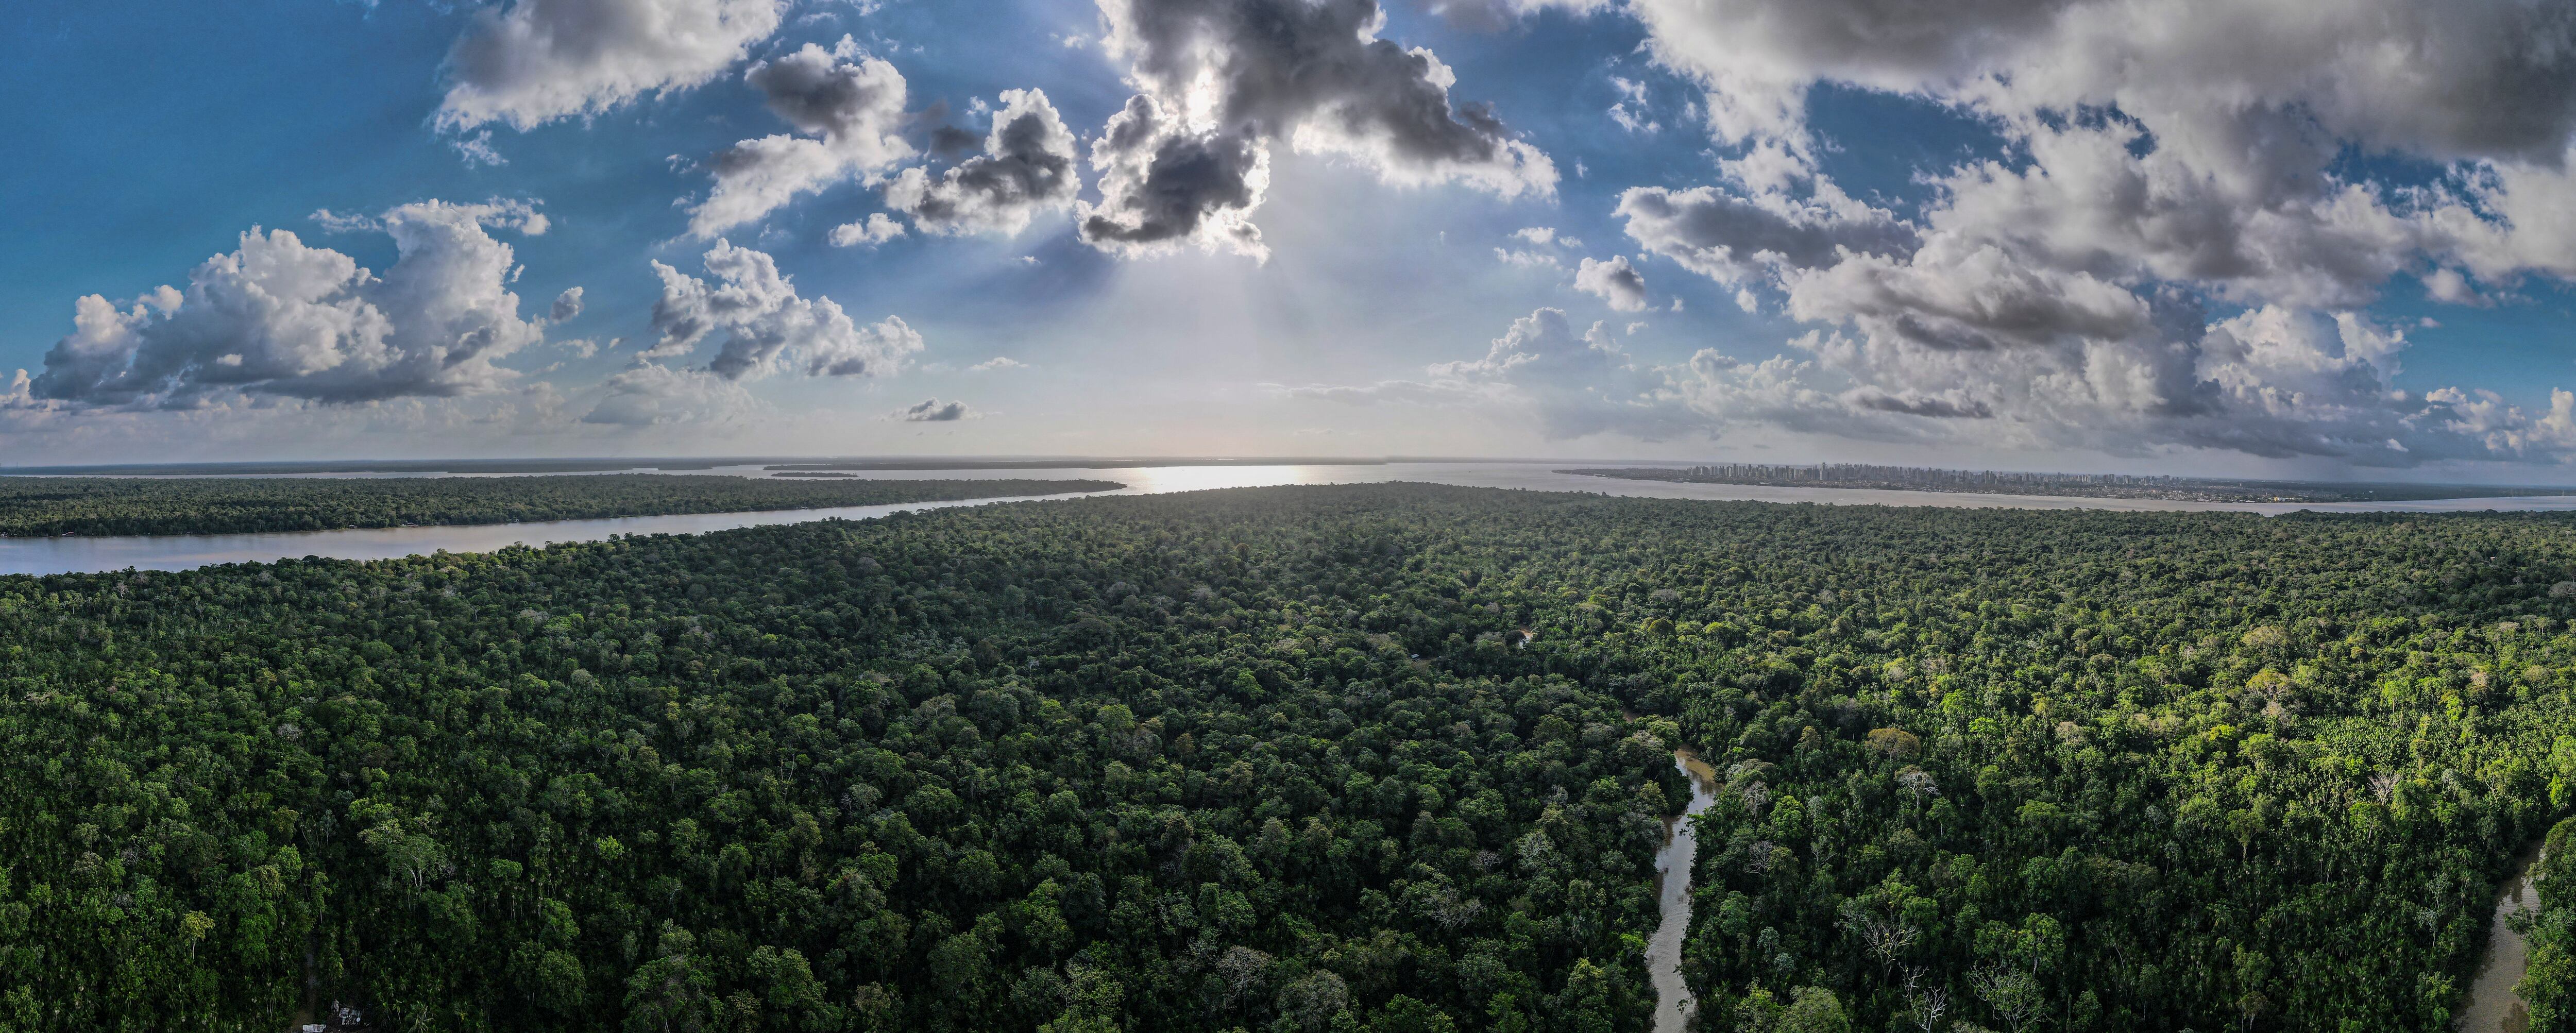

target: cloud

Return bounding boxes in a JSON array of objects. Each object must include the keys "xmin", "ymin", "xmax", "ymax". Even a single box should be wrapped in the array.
[
  {"xmin": 1077, "ymin": 0, "xmax": 1556, "ymax": 259},
  {"xmin": 893, "ymin": 397, "xmax": 973, "ymax": 421},
  {"xmin": 308, "ymin": 209, "xmax": 380, "ymax": 234},
  {"xmin": 1779, "ymin": 238, "xmax": 2158, "ymax": 353},
  {"xmin": 1574, "ymin": 255, "xmax": 1649, "ymax": 311},
  {"xmin": 645, "ymin": 239, "xmax": 923, "ymax": 379},
  {"xmin": 0, "ymin": 378, "xmax": 604, "ymax": 461},
  {"xmin": 1607, "ymin": 75, "xmax": 1658, "ymax": 132},
  {"xmin": 581, "ymin": 362, "xmax": 757, "ymax": 425},
  {"xmin": 1633, "ymin": 0, "xmax": 2576, "ymax": 164},
  {"xmin": 549, "ymin": 286, "xmax": 585, "ymax": 321},
  {"xmin": 884, "ymin": 88, "xmax": 1081, "ymax": 235},
  {"xmin": 32, "ymin": 200, "xmax": 553, "ymax": 408},
  {"xmin": 1271, "ymin": 377, "xmax": 1501, "ymax": 407},
  {"xmin": 1496, "ymin": 225, "xmax": 1584, "ymax": 268},
  {"xmin": 452, "ymin": 130, "xmax": 508, "ymax": 167},
  {"xmin": 1284, "ymin": 307, "xmax": 1953, "ymax": 443},
  {"xmin": 581, "ymin": 238, "xmax": 920, "ymax": 428},
  {"xmin": 828, "ymin": 212, "xmax": 907, "ymax": 247},
  {"xmin": 1291, "ymin": 308, "xmax": 1707, "ymax": 438},
  {"xmin": 1840, "ymin": 386, "xmax": 1992, "ymax": 419},
  {"xmin": 1416, "ymin": 0, "xmax": 1614, "ymax": 32},
  {"xmin": 1616, "ymin": 179, "xmax": 1915, "ymax": 285},
  {"xmin": 968, "ymin": 357, "xmax": 1027, "ymax": 372},
  {"xmin": 689, "ymin": 37, "xmax": 913, "ymax": 236},
  {"xmin": 437, "ymin": 0, "xmax": 786, "ymax": 132},
  {"xmin": 1078, "ymin": 96, "xmax": 1274, "ymax": 259},
  {"xmin": 1617, "ymin": 0, "xmax": 2576, "ymax": 304},
  {"xmin": 745, "ymin": 38, "xmax": 902, "ymax": 146},
  {"xmin": 805, "ymin": 316, "xmax": 923, "ymax": 378},
  {"xmin": 1595, "ymin": 0, "xmax": 2576, "ymax": 464},
  {"xmin": 1430, "ymin": 307, "xmax": 1626, "ymax": 378}
]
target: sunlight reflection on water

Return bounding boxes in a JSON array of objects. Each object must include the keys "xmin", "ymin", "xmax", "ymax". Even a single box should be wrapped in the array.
[{"xmin": 5, "ymin": 462, "xmax": 2575, "ymax": 576}]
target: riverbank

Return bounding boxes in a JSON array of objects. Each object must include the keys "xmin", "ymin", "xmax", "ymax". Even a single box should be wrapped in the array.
[
  {"xmin": 2458, "ymin": 842, "xmax": 2550, "ymax": 1031},
  {"xmin": 1649, "ymin": 748, "xmax": 1721, "ymax": 1033},
  {"xmin": 11, "ymin": 460, "xmax": 2576, "ymax": 576}
]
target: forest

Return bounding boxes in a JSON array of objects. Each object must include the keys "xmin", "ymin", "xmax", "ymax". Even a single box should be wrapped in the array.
[
  {"xmin": 1562, "ymin": 465, "xmax": 2574, "ymax": 504},
  {"xmin": 0, "ymin": 483, "xmax": 2569, "ymax": 1032},
  {"xmin": 0, "ymin": 476, "xmax": 1118, "ymax": 537}
]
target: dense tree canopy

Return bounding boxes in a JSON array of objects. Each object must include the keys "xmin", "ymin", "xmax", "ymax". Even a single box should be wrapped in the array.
[
  {"xmin": 2515, "ymin": 819, "xmax": 2576, "ymax": 1030},
  {"xmin": 0, "ymin": 476, "xmax": 1118, "ymax": 537},
  {"xmin": 0, "ymin": 483, "xmax": 2567, "ymax": 1032}
]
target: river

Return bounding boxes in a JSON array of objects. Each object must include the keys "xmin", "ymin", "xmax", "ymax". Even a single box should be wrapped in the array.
[
  {"xmin": 1650, "ymin": 748, "xmax": 1721, "ymax": 1033},
  {"xmin": 2459, "ymin": 845, "xmax": 2551, "ymax": 1032},
  {"xmin": 9, "ymin": 461, "xmax": 2576, "ymax": 576}
]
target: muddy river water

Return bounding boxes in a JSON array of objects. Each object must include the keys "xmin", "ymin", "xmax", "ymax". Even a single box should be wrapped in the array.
[
  {"xmin": 1649, "ymin": 749, "xmax": 1721, "ymax": 1033},
  {"xmin": 1633, "ymin": 749, "xmax": 2553, "ymax": 1031},
  {"xmin": 2459, "ymin": 845, "xmax": 2550, "ymax": 1032}
]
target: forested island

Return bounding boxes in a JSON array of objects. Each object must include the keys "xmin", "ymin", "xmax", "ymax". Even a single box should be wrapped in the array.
[
  {"xmin": 0, "ymin": 483, "xmax": 2570, "ymax": 1031},
  {"xmin": 0, "ymin": 475, "xmax": 1119, "ymax": 538},
  {"xmin": 1564, "ymin": 463, "xmax": 2576, "ymax": 504},
  {"xmin": 765, "ymin": 459, "xmax": 1388, "ymax": 472},
  {"xmin": 2, "ymin": 460, "xmax": 758, "ymax": 477}
]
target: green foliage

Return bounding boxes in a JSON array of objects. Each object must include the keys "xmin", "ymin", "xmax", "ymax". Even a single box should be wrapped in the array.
[
  {"xmin": 0, "ymin": 485, "xmax": 1664, "ymax": 1031},
  {"xmin": 2516, "ymin": 817, "xmax": 2576, "ymax": 1028},
  {"xmin": 0, "ymin": 483, "xmax": 2570, "ymax": 1031},
  {"xmin": 0, "ymin": 475, "xmax": 1118, "ymax": 537},
  {"xmin": 1629, "ymin": 501, "xmax": 2576, "ymax": 1032}
]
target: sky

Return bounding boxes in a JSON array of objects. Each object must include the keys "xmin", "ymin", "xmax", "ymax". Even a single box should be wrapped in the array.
[{"xmin": 5, "ymin": 0, "xmax": 2576, "ymax": 480}]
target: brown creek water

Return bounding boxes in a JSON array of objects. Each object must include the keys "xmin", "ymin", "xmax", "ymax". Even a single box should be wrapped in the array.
[
  {"xmin": 1649, "ymin": 749, "xmax": 1721, "ymax": 1033},
  {"xmin": 2458, "ymin": 844, "xmax": 2550, "ymax": 1032}
]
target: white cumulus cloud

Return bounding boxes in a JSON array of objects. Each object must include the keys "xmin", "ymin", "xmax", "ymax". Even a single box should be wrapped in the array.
[
  {"xmin": 689, "ymin": 37, "xmax": 913, "ymax": 238},
  {"xmin": 642, "ymin": 240, "xmax": 923, "ymax": 380},
  {"xmin": 828, "ymin": 213, "xmax": 908, "ymax": 247},
  {"xmin": 437, "ymin": 0, "xmax": 786, "ymax": 132},
  {"xmin": 33, "ymin": 200, "xmax": 553, "ymax": 408},
  {"xmin": 1574, "ymin": 255, "xmax": 1650, "ymax": 312},
  {"xmin": 1591, "ymin": 0, "xmax": 2576, "ymax": 464}
]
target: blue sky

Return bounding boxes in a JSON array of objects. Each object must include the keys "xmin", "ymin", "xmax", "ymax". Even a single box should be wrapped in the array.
[{"xmin": 5, "ymin": 0, "xmax": 2574, "ymax": 480}]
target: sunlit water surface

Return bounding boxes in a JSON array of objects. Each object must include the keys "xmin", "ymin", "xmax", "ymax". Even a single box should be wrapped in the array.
[{"xmin": 7, "ymin": 461, "xmax": 2576, "ymax": 575}]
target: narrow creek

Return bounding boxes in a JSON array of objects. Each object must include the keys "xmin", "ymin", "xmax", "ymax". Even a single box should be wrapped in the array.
[
  {"xmin": 1649, "ymin": 748, "xmax": 1722, "ymax": 1033},
  {"xmin": 2458, "ymin": 844, "xmax": 2550, "ymax": 1032}
]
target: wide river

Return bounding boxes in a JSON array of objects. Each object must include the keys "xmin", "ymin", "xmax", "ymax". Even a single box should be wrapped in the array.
[
  {"xmin": 9, "ymin": 461, "xmax": 2569, "ymax": 1022},
  {"xmin": 8, "ymin": 461, "xmax": 2576, "ymax": 577}
]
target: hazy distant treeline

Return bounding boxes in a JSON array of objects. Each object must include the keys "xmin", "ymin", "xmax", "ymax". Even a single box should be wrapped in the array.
[
  {"xmin": 0, "ymin": 475, "xmax": 1119, "ymax": 537},
  {"xmin": 0, "ymin": 484, "xmax": 2570, "ymax": 1031},
  {"xmin": 1564, "ymin": 464, "xmax": 2574, "ymax": 503}
]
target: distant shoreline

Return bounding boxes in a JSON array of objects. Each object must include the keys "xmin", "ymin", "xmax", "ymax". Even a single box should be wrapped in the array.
[
  {"xmin": 0, "ymin": 475, "xmax": 1121, "ymax": 538},
  {"xmin": 1, "ymin": 455, "xmax": 1419, "ymax": 477},
  {"xmin": 1560, "ymin": 466, "xmax": 2576, "ymax": 504}
]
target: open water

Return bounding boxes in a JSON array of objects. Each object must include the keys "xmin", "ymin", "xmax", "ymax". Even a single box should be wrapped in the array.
[
  {"xmin": 7, "ymin": 461, "xmax": 2576, "ymax": 576},
  {"xmin": 2459, "ymin": 844, "xmax": 2550, "ymax": 1032}
]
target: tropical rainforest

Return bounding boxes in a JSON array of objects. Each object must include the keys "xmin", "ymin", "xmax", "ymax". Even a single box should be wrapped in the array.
[
  {"xmin": 0, "ymin": 476, "xmax": 1118, "ymax": 537},
  {"xmin": 0, "ymin": 483, "xmax": 2567, "ymax": 1033}
]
